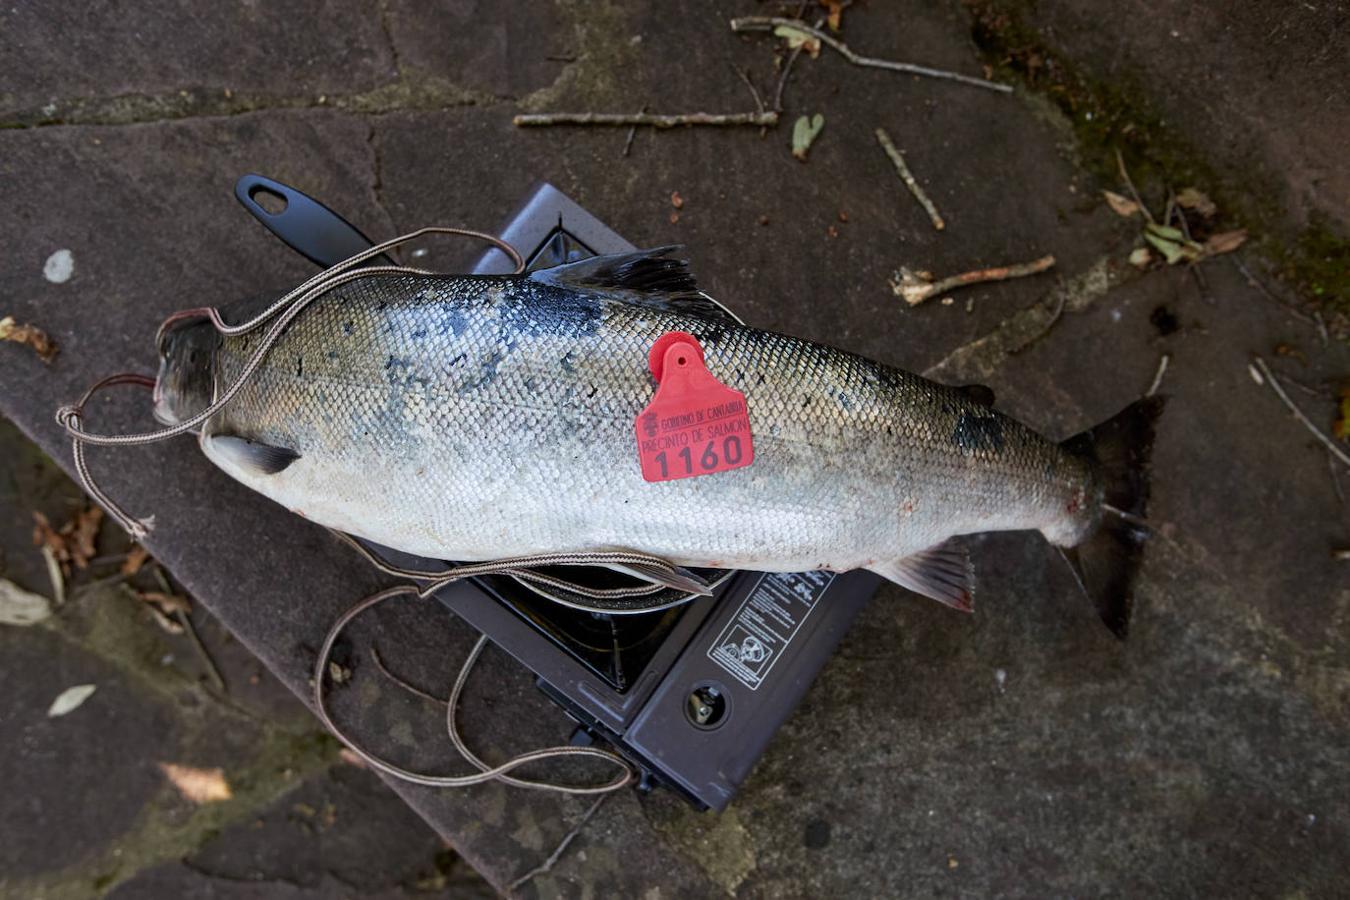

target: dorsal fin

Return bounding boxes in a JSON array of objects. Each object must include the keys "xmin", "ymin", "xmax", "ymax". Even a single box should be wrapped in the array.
[{"xmin": 530, "ymin": 247, "xmax": 736, "ymax": 322}]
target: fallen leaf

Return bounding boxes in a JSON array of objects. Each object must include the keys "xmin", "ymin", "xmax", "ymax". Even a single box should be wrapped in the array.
[
  {"xmin": 1144, "ymin": 222, "xmax": 1203, "ymax": 264},
  {"xmin": 122, "ymin": 545, "xmax": 150, "ymax": 576},
  {"xmin": 159, "ymin": 762, "xmax": 232, "ymax": 804},
  {"xmin": 48, "ymin": 684, "xmax": 97, "ymax": 717},
  {"xmin": 819, "ymin": 0, "xmax": 845, "ymax": 31},
  {"xmin": 791, "ymin": 113, "xmax": 825, "ymax": 161},
  {"xmin": 1334, "ymin": 389, "xmax": 1350, "ymax": 442},
  {"xmin": 1102, "ymin": 190, "xmax": 1140, "ymax": 218},
  {"xmin": 32, "ymin": 505, "xmax": 104, "ymax": 573},
  {"xmin": 1176, "ymin": 187, "xmax": 1217, "ymax": 217},
  {"xmin": 69, "ymin": 506, "xmax": 103, "ymax": 569},
  {"xmin": 0, "ymin": 578, "xmax": 52, "ymax": 626},
  {"xmin": 774, "ymin": 24, "xmax": 821, "ymax": 57},
  {"xmin": 890, "ymin": 267, "xmax": 937, "ymax": 306},
  {"xmin": 1145, "ymin": 222, "xmax": 1186, "ymax": 242},
  {"xmin": 670, "ymin": 191, "xmax": 683, "ymax": 210},
  {"xmin": 1203, "ymin": 229, "xmax": 1248, "ymax": 256},
  {"xmin": 1128, "ymin": 246, "xmax": 1153, "ymax": 268},
  {"xmin": 1144, "ymin": 231, "xmax": 1186, "ymax": 265},
  {"xmin": 0, "ymin": 315, "xmax": 58, "ymax": 363},
  {"xmin": 1274, "ymin": 343, "xmax": 1306, "ymax": 364},
  {"xmin": 137, "ymin": 590, "xmax": 191, "ymax": 615}
]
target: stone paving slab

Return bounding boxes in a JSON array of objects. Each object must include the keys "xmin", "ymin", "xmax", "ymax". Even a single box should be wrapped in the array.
[{"xmin": 1, "ymin": 1, "xmax": 1347, "ymax": 896}]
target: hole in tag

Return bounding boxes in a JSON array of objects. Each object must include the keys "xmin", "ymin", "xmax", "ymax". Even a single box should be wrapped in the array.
[{"xmin": 249, "ymin": 186, "xmax": 288, "ymax": 215}]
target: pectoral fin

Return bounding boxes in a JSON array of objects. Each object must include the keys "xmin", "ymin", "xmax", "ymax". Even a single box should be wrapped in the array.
[
  {"xmin": 868, "ymin": 539, "xmax": 974, "ymax": 612},
  {"xmin": 206, "ymin": 433, "xmax": 300, "ymax": 476}
]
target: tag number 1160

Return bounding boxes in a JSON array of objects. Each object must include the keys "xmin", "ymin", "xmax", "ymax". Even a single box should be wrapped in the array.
[{"xmin": 654, "ymin": 436, "xmax": 743, "ymax": 478}]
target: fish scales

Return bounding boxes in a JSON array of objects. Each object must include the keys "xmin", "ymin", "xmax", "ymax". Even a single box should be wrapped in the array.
[{"xmin": 201, "ymin": 271, "xmax": 1093, "ymax": 572}]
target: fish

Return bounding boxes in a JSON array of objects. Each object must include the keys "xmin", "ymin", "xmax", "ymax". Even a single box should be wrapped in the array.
[{"xmin": 154, "ymin": 247, "xmax": 1163, "ymax": 636}]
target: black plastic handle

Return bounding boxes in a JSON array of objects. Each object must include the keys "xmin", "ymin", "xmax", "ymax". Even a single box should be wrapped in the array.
[{"xmin": 234, "ymin": 174, "xmax": 390, "ymax": 268}]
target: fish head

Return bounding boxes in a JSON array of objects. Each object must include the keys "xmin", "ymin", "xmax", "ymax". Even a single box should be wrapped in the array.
[{"xmin": 153, "ymin": 311, "xmax": 220, "ymax": 426}]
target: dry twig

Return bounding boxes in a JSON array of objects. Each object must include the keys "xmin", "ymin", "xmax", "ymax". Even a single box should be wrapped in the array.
[
  {"xmin": 1250, "ymin": 356, "xmax": 1350, "ymax": 469},
  {"xmin": 1146, "ymin": 353, "xmax": 1171, "ymax": 397},
  {"xmin": 875, "ymin": 127, "xmax": 945, "ymax": 230},
  {"xmin": 891, "ymin": 255, "xmax": 1057, "ymax": 306},
  {"xmin": 1115, "ymin": 150, "xmax": 1154, "ymax": 224},
  {"xmin": 515, "ymin": 111, "xmax": 777, "ymax": 128},
  {"xmin": 730, "ymin": 16, "xmax": 1013, "ymax": 93},
  {"xmin": 622, "ymin": 105, "xmax": 647, "ymax": 157}
]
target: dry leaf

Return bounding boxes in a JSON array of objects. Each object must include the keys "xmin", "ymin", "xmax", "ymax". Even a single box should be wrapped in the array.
[
  {"xmin": 1203, "ymin": 229, "xmax": 1248, "ymax": 256},
  {"xmin": 670, "ymin": 191, "xmax": 684, "ymax": 210},
  {"xmin": 122, "ymin": 545, "xmax": 150, "ymax": 576},
  {"xmin": 774, "ymin": 24, "xmax": 821, "ymax": 57},
  {"xmin": 159, "ymin": 762, "xmax": 232, "ymax": 804},
  {"xmin": 0, "ymin": 577, "xmax": 52, "ymax": 626},
  {"xmin": 890, "ymin": 267, "xmax": 938, "ymax": 306},
  {"xmin": 1102, "ymin": 190, "xmax": 1140, "ymax": 218},
  {"xmin": 1128, "ymin": 247, "xmax": 1153, "ymax": 268},
  {"xmin": 137, "ymin": 590, "xmax": 191, "ymax": 615},
  {"xmin": 0, "ymin": 315, "xmax": 58, "ymax": 363},
  {"xmin": 32, "ymin": 512, "xmax": 68, "ymax": 571},
  {"xmin": 1334, "ymin": 389, "xmax": 1350, "ymax": 442},
  {"xmin": 33, "ymin": 505, "xmax": 104, "ymax": 573},
  {"xmin": 48, "ymin": 684, "xmax": 97, "ymax": 717},
  {"xmin": 1176, "ymin": 187, "xmax": 1217, "ymax": 217},
  {"xmin": 69, "ymin": 506, "xmax": 102, "ymax": 569},
  {"xmin": 819, "ymin": 0, "xmax": 845, "ymax": 30}
]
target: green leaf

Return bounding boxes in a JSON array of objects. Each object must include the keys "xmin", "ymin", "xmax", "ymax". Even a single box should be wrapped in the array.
[
  {"xmin": 791, "ymin": 113, "xmax": 825, "ymax": 161},
  {"xmin": 1144, "ymin": 231, "xmax": 1185, "ymax": 264},
  {"xmin": 774, "ymin": 24, "xmax": 816, "ymax": 49},
  {"xmin": 1145, "ymin": 222, "xmax": 1186, "ymax": 242}
]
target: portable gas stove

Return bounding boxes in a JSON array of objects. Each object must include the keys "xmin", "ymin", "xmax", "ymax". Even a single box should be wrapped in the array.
[{"xmin": 234, "ymin": 175, "xmax": 883, "ymax": 811}]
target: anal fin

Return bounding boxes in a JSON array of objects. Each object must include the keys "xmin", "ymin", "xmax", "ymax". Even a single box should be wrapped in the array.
[
  {"xmin": 206, "ymin": 433, "xmax": 300, "ymax": 476},
  {"xmin": 868, "ymin": 539, "xmax": 975, "ymax": 612}
]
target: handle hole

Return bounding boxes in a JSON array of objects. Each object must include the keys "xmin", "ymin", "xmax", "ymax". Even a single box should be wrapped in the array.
[
  {"xmin": 249, "ymin": 186, "xmax": 288, "ymax": 216},
  {"xmin": 677, "ymin": 355, "xmax": 687, "ymax": 365}
]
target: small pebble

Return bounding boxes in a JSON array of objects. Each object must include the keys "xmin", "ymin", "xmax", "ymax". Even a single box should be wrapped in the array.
[
  {"xmin": 43, "ymin": 249, "xmax": 74, "ymax": 283},
  {"xmin": 758, "ymin": 215, "xmax": 770, "ymax": 226},
  {"xmin": 947, "ymin": 856, "xmax": 959, "ymax": 870}
]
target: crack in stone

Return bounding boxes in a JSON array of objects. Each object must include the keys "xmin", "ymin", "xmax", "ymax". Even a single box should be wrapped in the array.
[
  {"xmin": 366, "ymin": 120, "xmax": 395, "ymax": 235},
  {"xmin": 1, "ymin": 79, "xmax": 501, "ymax": 130},
  {"xmin": 376, "ymin": 0, "xmax": 403, "ymax": 80}
]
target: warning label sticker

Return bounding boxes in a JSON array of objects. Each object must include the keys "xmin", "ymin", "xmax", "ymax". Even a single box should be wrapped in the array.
[{"xmin": 707, "ymin": 571, "xmax": 837, "ymax": 691}]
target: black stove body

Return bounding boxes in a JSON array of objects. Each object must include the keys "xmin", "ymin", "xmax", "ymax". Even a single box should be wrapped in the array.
[{"xmin": 235, "ymin": 176, "xmax": 882, "ymax": 811}]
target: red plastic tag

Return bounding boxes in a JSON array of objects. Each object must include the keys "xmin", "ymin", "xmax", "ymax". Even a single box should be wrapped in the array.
[{"xmin": 635, "ymin": 332, "xmax": 755, "ymax": 483}]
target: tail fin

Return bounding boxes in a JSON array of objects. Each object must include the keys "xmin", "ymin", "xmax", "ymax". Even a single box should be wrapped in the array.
[{"xmin": 1059, "ymin": 396, "xmax": 1166, "ymax": 639}]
